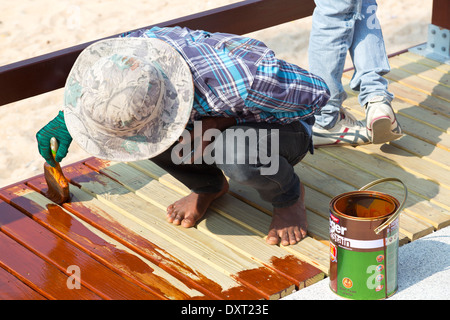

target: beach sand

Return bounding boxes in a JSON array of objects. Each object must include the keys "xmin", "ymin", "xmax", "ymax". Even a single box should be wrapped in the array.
[{"xmin": 0, "ymin": 0, "xmax": 432, "ymax": 188}]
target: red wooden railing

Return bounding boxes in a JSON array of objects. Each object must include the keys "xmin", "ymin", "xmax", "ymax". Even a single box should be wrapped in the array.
[
  {"xmin": 0, "ymin": 0, "xmax": 315, "ymax": 107},
  {"xmin": 0, "ymin": 0, "xmax": 448, "ymax": 108}
]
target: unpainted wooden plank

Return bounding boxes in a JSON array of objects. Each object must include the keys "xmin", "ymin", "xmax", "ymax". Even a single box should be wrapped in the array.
[
  {"xmin": 399, "ymin": 52, "xmax": 450, "ymax": 74},
  {"xmin": 126, "ymin": 159, "xmax": 330, "ymax": 274},
  {"xmin": 300, "ymin": 152, "xmax": 450, "ymax": 231},
  {"xmin": 65, "ymin": 161, "xmax": 296, "ymax": 299},
  {"xmin": 27, "ymin": 174, "xmax": 260, "ymax": 300},
  {"xmin": 0, "ymin": 265, "xmax": 46, "ymax": 300},
  {"xmin": 87, "ymin": 158, "xmax": 326, "ymax": 281},
  {"xmin": 342, "ymin": 72, "xmax": 450, "ymax": 118},
  {"xmin": 387, "ymin": 81, "xmax": 450, "ymax": 118},
  {"xmin": 384, "ymin": 67, "xmax": 450, "ymax": 102},
  {"xmin": 316, "ymin": 147, "xmax": 439, "ymax": 236},
  {"xmin": 390, "ymin": 134, "xmax": 450, "ymax": 170},
  {"xmin": 0, "ymin": 184, "xmax": 183, "ymax": 300},
  {"xmin": 360, "ymin": 143, "xmax": 450, "ymax": 190},
  {"xmin": 323, "ymin": 146, "xmax": 450, "ymax": 211},
  {"xmin": 0, "ymin": 199, "xmax": 167, "ymax": 300},
  {"xmin": 342, "ymin": 94, "xmax": 450, "ymax": 152},
  {"xmin": 388, "ymin": 55, "xmax": 450, "ymax": 87},
  {"xmin": 344, "ymin": 92, "xmax": 449, "ymax": 135},
  {"xmin": 297, "ymin": 157, "xmax": 409, "ymax": 243},
  {"xmin": 0, "ymin": 230, "xmax": 101, "ymax": 300}
]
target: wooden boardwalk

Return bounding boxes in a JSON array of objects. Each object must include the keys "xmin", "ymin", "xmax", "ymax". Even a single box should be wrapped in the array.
[{"xmin": 0, "ymin": 51, "xmax": 449, "ymax": 300}]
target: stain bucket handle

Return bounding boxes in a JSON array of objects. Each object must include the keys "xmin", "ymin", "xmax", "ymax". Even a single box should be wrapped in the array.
[{"xmin": 358, "ymin": 178, "xmax": 408, "ymax": 234}]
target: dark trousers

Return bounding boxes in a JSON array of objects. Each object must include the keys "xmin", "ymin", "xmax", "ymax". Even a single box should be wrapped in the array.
[{"xmin": 151, "ymin": 121, "xmax": 310, "ymax": 208}]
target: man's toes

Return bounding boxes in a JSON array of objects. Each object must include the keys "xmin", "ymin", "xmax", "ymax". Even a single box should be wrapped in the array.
[
  {"xmin": 172, "ymin": 215, "xmax": 183, "ymax": 225},
  {"xmin": 294, "ymin": 229, "xmax": 305, "ymax": 242},
  {"xmin": 266, "ymin": 229, "xmax": 280, "ymax": 245},
  {"xmin": 181, "ymin": 217, "xmax": 196, "ymax": 228}
]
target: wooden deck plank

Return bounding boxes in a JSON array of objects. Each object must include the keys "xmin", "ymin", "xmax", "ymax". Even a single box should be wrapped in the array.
[
  {"xmin": 317, "ymin": 147, "xmax": 443, "ymax": 235},
  {"xmin": 85, "ymin": 158, "xmax": 325, "ymax": 287},
  {"xmin": 342, "ymin": 72, "xmax": 450, "ymax": 118},
  {"xmin": 360, "ymin": 143, "xmax": 450, "ymax": 190},
  {"xmin": 1, "ymin": 51, "xmax": 449, "ymax": 299},
  {"xmin": 0, "ymin": 227, "xmax": 101, "ymax": 300},
  {"xmin": 0, "ymin": 199, "xmax": 171, "ymax": 300},
  {"xmin": 126, "ymin": 159, "xmax": 330, "ymax": 274},
  {"xmin": 340, "ymin": 85, "xmax": 450, "ymax": 152},
  {"xmin": 26, "ymin": 175, "xmax": 212, "ymax": 300},
  {"xmin": 384, "ymin": 67, "xmax": 450, "ymax": 102},
  {"xmin": 64, "ymin": 161, "xmax": 297, "ymax": 299},
  {"xmin": 389, "ymin": 134, "xmax": 450, "ymax": 170},
  {"xmin": 0, "ymin": 184, "xmax": 181, "ymax": 300},
  {"xmin": 399, "ymin": 51, "xmax": 450, "ymax": 74},
  {"xmin": 322, "ymin": 141, "xmax": 450, "ymax": 212},
  {"xmin": 298, "ymin": 155, "xmax": 433, "ymax": 241},
  {"xmin": 0, "ymin": 265, "xmax": 47, "ymax": 300},
  {"xmin": 301, "ymin": 150, "xmax": 450, "ymax": 232},
  {"xmin": 388, "ymin": 55, "xmax": 450, "ymax": 87},
  {"xmin": 128, "ymin": 160, "xmax": 329, "ymax": 244}
]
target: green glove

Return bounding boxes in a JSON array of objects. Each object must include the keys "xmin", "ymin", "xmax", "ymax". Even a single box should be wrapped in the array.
[{"xmin": 36, "ymin": 110, "xmax": 73, "ymax": 167}]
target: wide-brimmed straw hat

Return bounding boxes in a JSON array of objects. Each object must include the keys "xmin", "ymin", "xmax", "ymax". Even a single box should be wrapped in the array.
[{"xmin": 63, "ymin": 37, "xmax": 194, "ymax": 161}]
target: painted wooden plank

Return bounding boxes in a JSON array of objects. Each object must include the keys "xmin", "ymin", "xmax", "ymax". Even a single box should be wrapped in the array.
[
  {"xmin": 126, "ymin": 159, "xmax": 330, "ymax": 273},
  {"xmin": 0, "ymin": 265, "xmax": 46, "ymax": 300},
  {"xmin": 64, "ymin": 161, "xmax": 296, "ymax": 299},
  {"xmin": 0, "ymin": 198, "xmax": 170, "ymax": 300},
  {"xmin": 27, "ymin": 174, "xmax": 260, "ymax": 300},
  {"xmin": 0, "ymin": 230, "xmax": 101, "ymax": 300},
  {"xmin": 0, "ymin": 184, "xmax": 181, "ymax": 300},
  {"xmin": 301, "ymin": 152, "xmax": 450, "ymax": 232}
]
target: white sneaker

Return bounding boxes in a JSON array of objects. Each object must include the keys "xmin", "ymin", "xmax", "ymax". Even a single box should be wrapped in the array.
[
  {"xmin": 365, "ymin": 96, "xmax": 403, "ymax": 144},
  {"xmin": 313, "ymin": 108, "xmax": 370, "ymax": 147}
]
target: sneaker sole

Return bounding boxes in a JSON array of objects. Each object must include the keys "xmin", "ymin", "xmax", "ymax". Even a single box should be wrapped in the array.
[{"xmin": 370, "ymin": 118, "xmax": 403, "ymax": 144}]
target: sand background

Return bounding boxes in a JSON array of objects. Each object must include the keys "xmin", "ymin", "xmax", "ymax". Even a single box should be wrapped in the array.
[{"xmin": 0, "ymin": 0, "xmax": 432, "ymax": 188}]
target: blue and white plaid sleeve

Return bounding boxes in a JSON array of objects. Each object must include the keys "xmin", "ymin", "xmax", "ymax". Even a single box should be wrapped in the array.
[{"xmin": 121, "ymin": 26, "xmax": 330, "ymax": 125}]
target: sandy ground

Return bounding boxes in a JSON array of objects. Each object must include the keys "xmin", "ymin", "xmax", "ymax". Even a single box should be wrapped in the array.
[{"xmin": 0, "ymin": 0, "xmax": 432, "ymax": 188}]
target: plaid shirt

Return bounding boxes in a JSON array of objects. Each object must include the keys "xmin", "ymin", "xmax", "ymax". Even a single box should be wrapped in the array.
[{"xmin": 122, "ymin": 26, "xmax": 329, "ymax": 129}]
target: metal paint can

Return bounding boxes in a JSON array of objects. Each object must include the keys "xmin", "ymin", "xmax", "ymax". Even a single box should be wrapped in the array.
[{"xmin": 329, "ymin": 178, "xmax": 407, "ymax": 300}]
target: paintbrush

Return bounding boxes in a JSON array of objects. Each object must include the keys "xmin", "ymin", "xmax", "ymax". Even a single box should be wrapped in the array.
[{"xmin": 44, "ymin": 137, "xmax": 70, "ymax": 204}]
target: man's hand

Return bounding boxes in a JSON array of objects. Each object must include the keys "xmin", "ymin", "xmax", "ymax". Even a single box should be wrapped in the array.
[{"xmin": 36, "ymin": 111, "xmax": 73, "ymax": 167}]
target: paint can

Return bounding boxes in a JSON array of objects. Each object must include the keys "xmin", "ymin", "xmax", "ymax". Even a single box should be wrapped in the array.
[{"xmin": 329, "ymin": 178, "xmax": 407, "ymax": 300}]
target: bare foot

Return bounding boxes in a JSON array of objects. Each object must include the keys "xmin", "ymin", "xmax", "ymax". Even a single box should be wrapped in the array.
[
  {"xmin": 266, "ymin": 183, "xmax": 308, "ymax": 246},
  {"xmin": 166, "ymin": 179, "xmax": 229, "ymax": 228}
]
